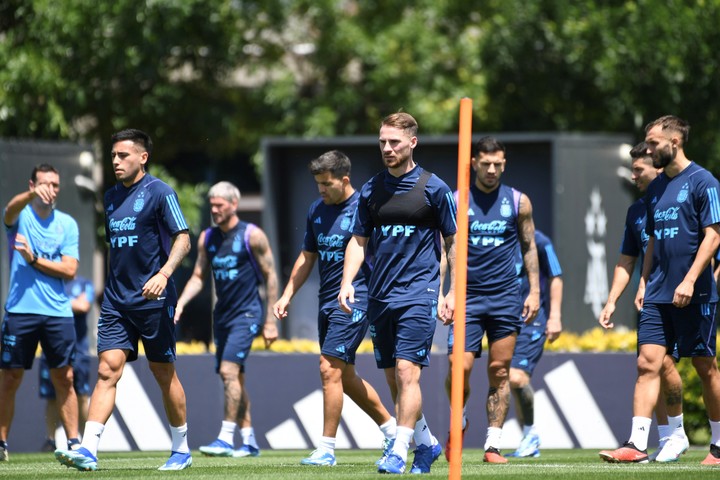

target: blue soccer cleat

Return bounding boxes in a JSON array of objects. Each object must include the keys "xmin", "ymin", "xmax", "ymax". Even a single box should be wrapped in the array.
[
  {"xmin": 300, "ymin": 449, "xmax": 337, "ymax": 466},
  {"xmin": 506, "ymin": 432, "xmax": 540, "ymax": 458},
  {"xmin": 199, "ymin": 438, "xmax": 233, "ymax": 457},
  {"xmin": 55, "ymin": 447, "xmax": 98, "ymax": 471},
  {"xmin": 376, "ymin": 438, "xmax": 394, "ymax": 466},
  {"xmin": 377, "ymin": 452, "xmax": 406, "ymax": 474},
  {"xmin": 233, "ymin": 444, "xmax": 261, "ymax": 457},
  {"xmin": 410, "ymin": 442, "xmax": 442, "ymax": 474},
  {"xmin": 158, "ymin": 451, "xmax": 192, "ymax": 471}
]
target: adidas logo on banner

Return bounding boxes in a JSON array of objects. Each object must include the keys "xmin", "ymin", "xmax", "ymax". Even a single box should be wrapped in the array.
[
  {"xmin": 265, "ymin": 390, "xmax": 384, "ymax": 449},
  {"xmin": 500, "ymin": 360, "xmax": 617, "ymax": 449},
  {"xmin": 54, "ymin": 364, "xmax": 172, "ymax": 452}
]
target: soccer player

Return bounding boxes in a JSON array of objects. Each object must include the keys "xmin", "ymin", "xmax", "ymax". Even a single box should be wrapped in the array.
[
  {"xmin": 444, "ymin": 136, "xmax": 540, "ymax": 464},
  {"xmin": 339, "ymin": 112, "xmax": 458, "ymax": 474},
  {"xmin": 55, "ymin": 129, "xmax": 193, "ymax": 471},
  {"xmin": 273, "ymin": 150, "xmax": 396, "ymax": 466},
  {"xmin": 505, "ymin": 229, "xmax": 563, "ymax": 458},
  {"xmin": 598, "ymin": 141, "xmax": 688, "ymax": 462},
  {"xmin": 39, "ymin": 275, "xmax": 94, "ymax": 451},
  {"xmin": 599, "ymin": 115, "xmax": 720, "ymax": 465},
  {"xmin": 1, "ymin": 164, "xmax": 81, "ymax": 462},
  {"xmin": 174, "ymin": 181, "xmax": 278, "ymax": 458}
]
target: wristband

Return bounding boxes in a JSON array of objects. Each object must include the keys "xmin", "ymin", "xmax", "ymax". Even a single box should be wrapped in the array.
[
  {"xmin": 158, "ymin": 270, "xmax": 170, "ymax": 280},
  {"xmin": 29, "ymin": 254, "xmax": 38, "ymax": 265}
]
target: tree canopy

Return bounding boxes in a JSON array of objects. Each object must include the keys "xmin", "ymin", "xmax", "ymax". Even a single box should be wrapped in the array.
[{"xmin": 2, "ymin": 0, "xmax": 720, "ymax": 191}]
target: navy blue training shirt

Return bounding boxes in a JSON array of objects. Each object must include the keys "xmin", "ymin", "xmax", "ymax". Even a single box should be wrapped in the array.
[
  {"xmin": 302, "ymin": 191, "xmax": 369, "ymax": 310},
  {"xmin": 102, "ymin": 174, "xmax": 189, "ymax": 310},
  {"xmin": 644, "ymin": 162, "xmax": 720, "ymax": 304},
  {"xmin": 353, "ymin": 165, "xmax": 457, "ymax": 302}
]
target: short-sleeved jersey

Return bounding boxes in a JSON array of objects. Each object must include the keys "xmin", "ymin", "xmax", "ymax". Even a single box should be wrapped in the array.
[
  {"xmin": 302, "ymin": 191, "xmax": 369, "ymax": 310},
  {"xmin": 353, "ymin": 165, "xmax": 457, "ymax": 302},
  {"xmin": 620, "ymin": 198, "xmax": 650, "ymax": 259},
  {"xmin": 4, "ymin": 205, "xmax": 79, "ymax": 317},
  {"xmin": 102, "ymin": 174, "xmax": 189, "ymax": 311},
  {"xmin": 203, "ymin": 221, "xmax": 263, "ymax": 323},
  {"xmin": 465, "ymin": 183, "xmax": 522, "ymax": 295},
  {"xmin": 644, "ymin": 162, "xmax": 720, "ymax": 303},
  {"xmin": 65, "ymin": 276, "xmax": 94, "ymax": 348},
  {"xmin": 518, "ymin": 230, "xmax": 563, "ymax": 315}
]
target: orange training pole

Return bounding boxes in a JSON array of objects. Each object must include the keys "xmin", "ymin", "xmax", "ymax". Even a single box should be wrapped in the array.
[{"xmin": 449, "ymin": 97, "xmax": 472, "ymax": 480}]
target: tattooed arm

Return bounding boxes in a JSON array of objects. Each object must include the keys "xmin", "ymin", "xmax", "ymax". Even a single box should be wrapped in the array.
[
  {"xmin": 249, "ymin": 227, "xmax": 280, "ymax": 348},
  {"xmin": 518, "ymin": 193, "xmax": 539, "ymax": 323}
]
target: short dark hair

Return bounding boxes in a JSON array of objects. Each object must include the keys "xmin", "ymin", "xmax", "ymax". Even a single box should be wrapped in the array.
[
  {"xmin": 31, "ymin": 163, "xmax": 58, "ymax": 182},
  {"xmin": 629, "ymin": 141, "xmax": 653, "ymax": 165},
  {"xmin": 629, "ymin": 141, "xmax": 648, "ymax": 159},
  {"xmin": 309, "ymin": 150, "xmax": 351, "ymax": 178},
  {"xmin": 381, "ymin": 112, "xmax": 418, "ymax": 137},
  {"xmin": 472, "ymin": 136, "xmax": 506, "ymax": 157},
  {"xmin": 645, "ymin": 115, "xmax": 690, "ymax": 146},
  {"xmin": 111, "ymin": 129, "xmax": 153, "ymax": 158}
]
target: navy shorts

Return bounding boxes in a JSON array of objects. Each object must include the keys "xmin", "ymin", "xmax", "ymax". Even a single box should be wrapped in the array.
[
  {"xmin": 318, "ymin": 306, "xmax": 369, "ymax": 365},
  {"xmin": 1, "ymin": 313, "xmax": 75, "ymax": 370},
  {"xmin": 214, "ymin": 309, "xmax": 263, "ymax": 372},
  {"xmin": 39, "ymin": 350, "xmax": 92, "ymax": 398},
  {"xmin": 447, "ymin": 289, "xmax": 522, "ymax": 357},
  {"xmin": 98, "ymin": 303, "xmax": 177, "ymax": 363},
  {"xmin": 511, "ymin": 309, "xmax": 547, "ymax": 375},
  {"xmin": 639, "ymin": 302, "xmax": 717, "ymax": 357},
  {"xmin": 368, "ymin": 298, "xmax": 437, "ymax": 369}
]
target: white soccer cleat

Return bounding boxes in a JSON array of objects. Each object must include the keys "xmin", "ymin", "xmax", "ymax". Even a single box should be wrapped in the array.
[{"xmin": 654, "ymin": 435, "xmax": 689, "ymax": 463}]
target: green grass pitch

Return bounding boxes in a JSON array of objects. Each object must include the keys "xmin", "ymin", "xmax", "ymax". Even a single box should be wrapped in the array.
[{"xmin": 2, "ymin": 449, "xmax": 720, "ymax": 479}]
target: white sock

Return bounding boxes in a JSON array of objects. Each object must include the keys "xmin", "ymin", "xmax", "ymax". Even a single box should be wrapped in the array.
[
  {"xmin": 628, "ymin": 416, "xmax": 652, "ymax": 451},
  {"xmin": 171, "ymin": 424, "xmax": 189, "ymax": 454},
  {"xmin": 241, "ymin": 427, "xmax": 259, "ymax": 449},
  {"xmin": 379, "ymin": 417, "xmax": 397, "ymax": 440},
  {"xmin": 709, "ymin": 420, "xmax": 720, "ymax": 446},
  {"xmin": 657, "ymin": 424, "xmax": 671, "ymax": 441},
  {"xmin": 667, "ymin": 414, "xmax": 686, "ymax": 438},
  {"xmin": 80, "ymin": 421, "xmax": 105, "ymax": 457},
  {"xmin": 522, "ymin": 425, "xmax": 535, "ymax": 437},
  {"xmin": 218, "ymin": 421, "xmax": 236, "ymax": 446},
  {"xmin": 318, "ymin": 436, "xmax": 336, "ymax": 454},
  {"xmin": 484, "ymin": 427, "xmax": 502, "ymax": 450},
  {"xmin": 413, "ymin": 414, "xmax": 433, "ymax": 447},
  {"xmin": 391, "ymin": 426, "xmax": 414, "ymax": 462}
]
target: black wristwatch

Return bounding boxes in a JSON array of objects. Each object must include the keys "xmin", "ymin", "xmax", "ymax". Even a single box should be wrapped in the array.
[{"xmin": 29, "ymin": 254, "xmax": 38, "ymax": 265}]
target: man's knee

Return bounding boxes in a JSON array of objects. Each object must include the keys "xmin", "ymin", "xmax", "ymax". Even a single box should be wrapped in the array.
[
  {"xmin": 0, "ymin": 369, "xmax": 24, "ymax": 392},
  {"xmin": 692, "ymin": 356, "xmax": 720, "ymax": 380},
  {"xmin": 509, "ymin": 368, "xmax": 529, "ymax": 389}
]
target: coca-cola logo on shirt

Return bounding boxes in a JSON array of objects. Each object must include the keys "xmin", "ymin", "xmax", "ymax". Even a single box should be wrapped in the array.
[{"xmin": 109, "ymin": 217, "xmax": 137, "ymax": 232}]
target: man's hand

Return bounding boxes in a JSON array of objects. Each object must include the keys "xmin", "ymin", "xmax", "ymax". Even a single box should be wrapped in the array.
[
  {"xmin": 598, "ymin": 302, "xmax": 616, "ymax": 330},
  {"xmin": 338, "ymin": 283, "xmax": 355, "ymax": 314},
  {"xmin": 263, "ymin": 322, "xmax": 279, "ymax": 348},
  {"xmin": 13, "ymin": 233, "xmax": 34, "ymax": 263},
  {"xmin": 142, "ymin": 272, "xmax": 167, "ymax": 300},
  {"xmin": 673, "ymin": 279, "xmax": 694, "ymax": 308},
  {"xmin": 273, "ymin": 297, "xmax": 291, "ymax": 321},
  {"xmin": 439, "ymin": 291, "xmax": 455, "ymax": 325}
]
